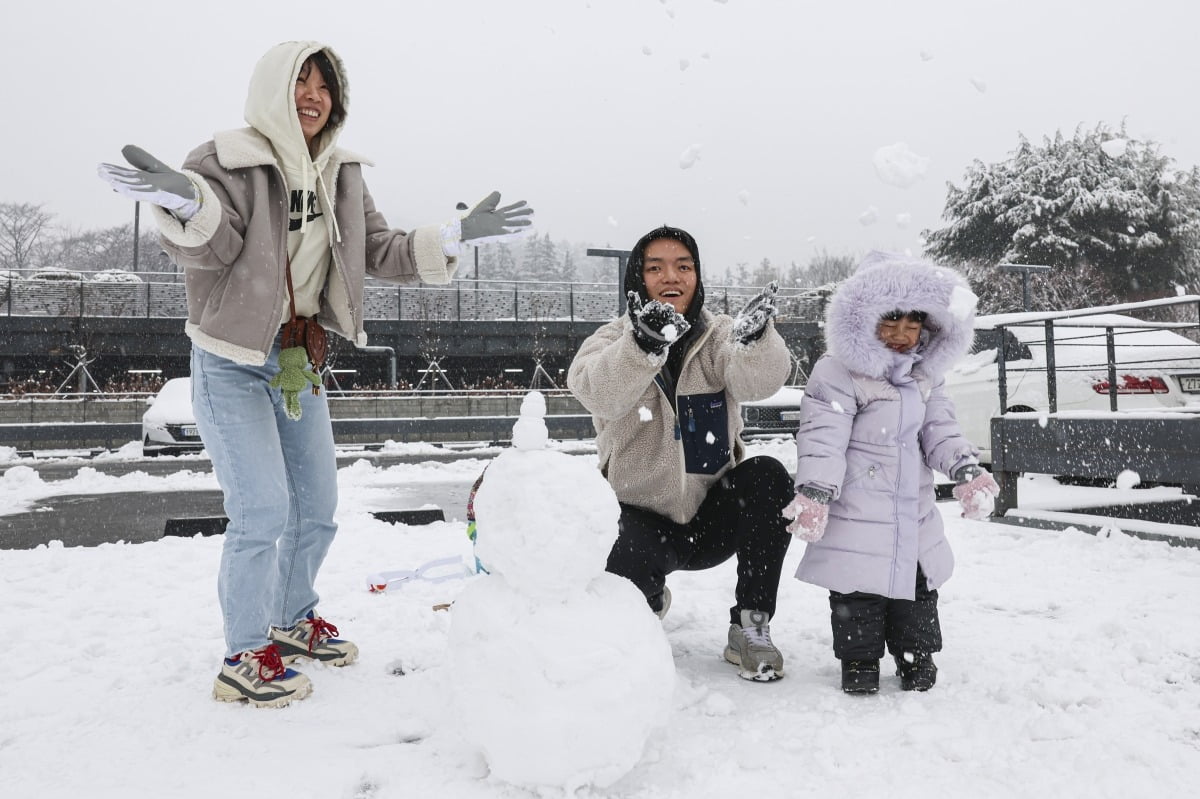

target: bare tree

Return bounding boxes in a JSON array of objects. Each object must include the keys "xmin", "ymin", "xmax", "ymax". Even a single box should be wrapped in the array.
[{"xmin": 0, "ymin": 202, "xmax": 54, "ymax": 271}]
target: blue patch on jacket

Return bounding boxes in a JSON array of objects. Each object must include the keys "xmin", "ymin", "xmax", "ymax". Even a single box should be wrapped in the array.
[{"xmin": 677, "ymin": 390, "xmax": 731, "ymax": 475}]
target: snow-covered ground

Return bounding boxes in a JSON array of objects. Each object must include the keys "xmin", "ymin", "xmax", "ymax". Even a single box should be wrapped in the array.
[{"xmin": 2, "ymin": 438, "xmax": 1199, "ymax": 798}]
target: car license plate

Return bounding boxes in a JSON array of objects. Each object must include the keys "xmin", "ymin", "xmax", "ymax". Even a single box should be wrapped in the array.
[
  {"xmin": 182, "ymin": 425, "xmax": 199, "ymax": 437},
  {"xmin": 780, "ymin": 411, "xmax": 802, "ymax": 421},
  {"xmin": 1181, "ymin": 375, "xmax": 1200, "ymax": 393}
]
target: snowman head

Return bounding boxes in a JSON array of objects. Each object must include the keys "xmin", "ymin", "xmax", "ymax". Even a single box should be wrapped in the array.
[{"xmin": 511, "ymin": 390, "xmax": 548, "ymax": 451}]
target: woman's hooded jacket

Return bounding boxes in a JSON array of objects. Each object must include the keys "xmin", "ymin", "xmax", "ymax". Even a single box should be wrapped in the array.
[
  {"xmin": 151, "ymin": 40, "xmax": 456, "ymax": 366},
  {"xmin": 568, "ymin": 226, "xmax": 791, "ymax": 524},
  {"xmin": 793, "ymin": 252, "xmax": 980, "ymax": 599}
]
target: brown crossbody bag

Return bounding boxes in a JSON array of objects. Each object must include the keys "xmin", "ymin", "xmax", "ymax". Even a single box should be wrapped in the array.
[{"xmin": 279, "ymin": 257, "xmax": 329, "ymax": 378}]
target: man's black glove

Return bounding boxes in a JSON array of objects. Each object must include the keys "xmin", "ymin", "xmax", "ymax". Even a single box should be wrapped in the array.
[
  {"xmin": 627, "ymin": 291, "xmax": 690, "ymax": 355},
  {"xmin": 731, "ymin": 281, "xmax": 779, "ymax": 345}
]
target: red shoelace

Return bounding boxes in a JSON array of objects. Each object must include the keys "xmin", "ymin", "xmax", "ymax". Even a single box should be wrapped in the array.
[
  {"xmin": 303, "ymin": 617, "xmax": 340, "ymax": 653},
  {"xmin": 248, "ymin": 643, "xmax": 287, "ymax": 682}
]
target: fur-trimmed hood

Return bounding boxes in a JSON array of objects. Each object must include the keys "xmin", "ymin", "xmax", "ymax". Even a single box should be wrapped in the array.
[{"xmin": 824, "ymin": 251, "xmax": 977, "ymax": 382}]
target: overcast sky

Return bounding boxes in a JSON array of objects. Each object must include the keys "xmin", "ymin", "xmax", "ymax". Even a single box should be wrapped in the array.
[{"xmin": 5, "ymin": 0, "xmax": 1199, "ymax": 277}]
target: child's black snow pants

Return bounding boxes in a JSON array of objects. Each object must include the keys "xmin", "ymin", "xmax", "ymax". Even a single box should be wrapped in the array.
[
  {"xmin": 828, "ymin": 565, "xmax": 943, "ymax": 661},
  {"xmin": 605, "ymin": 455, "xmax": 793, "ymax": 626}
]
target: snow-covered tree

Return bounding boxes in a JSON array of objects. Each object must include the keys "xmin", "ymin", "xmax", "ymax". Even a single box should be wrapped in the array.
[
  {"xmin": 793, "ymin": 250, "xmax": 855, "ymax": 289},
  {"xmin": 924, "ymin": 122, "xmax": 1200, "ymax": 310},
  {"xmin": 45, "ymin": 225, "xmax": 171, "ymax": 274},
  {"xmin": 0, "ymin": 202, "xmax": 54, "ymax": 271}
]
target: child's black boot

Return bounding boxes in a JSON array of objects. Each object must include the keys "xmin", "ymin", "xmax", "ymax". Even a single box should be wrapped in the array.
[
  {"xmin": 895, "ymin": 652, "xmax": 937, "ymax": 691},
  {"xmin": 840, "ymin": 659, "xmax": 880, "ymax": 694}
]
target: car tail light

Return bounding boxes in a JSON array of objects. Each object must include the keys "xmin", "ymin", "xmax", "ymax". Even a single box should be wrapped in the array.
[{"xmin": 1090, "ymin": 375, "xmax": 1169, "ymax": 395}]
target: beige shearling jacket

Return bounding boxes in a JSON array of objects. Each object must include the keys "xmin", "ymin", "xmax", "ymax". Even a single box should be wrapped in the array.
[
  {"xmin": 151, "ymin": 127, "xmax": 455, "ymax": 366},
  {"xmin": 568, "ymin": 309, "xmax": 791, "ymax": 524}
]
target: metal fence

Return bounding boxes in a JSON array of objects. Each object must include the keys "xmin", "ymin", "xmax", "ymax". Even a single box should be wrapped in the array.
[{"xmin": 0, "ymin": 273, "xmax": 830, "ymax": 323}]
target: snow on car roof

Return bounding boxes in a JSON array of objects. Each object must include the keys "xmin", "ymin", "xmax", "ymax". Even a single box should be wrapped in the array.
[{"xmin": 142, "ymin": 377, "xmax": 194, "ymax": 425}]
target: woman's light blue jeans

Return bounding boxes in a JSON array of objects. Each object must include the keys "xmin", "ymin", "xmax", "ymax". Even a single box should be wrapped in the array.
[{"xmin": 190, "ymin": 342, "xmax": 338, "ymax": 657}]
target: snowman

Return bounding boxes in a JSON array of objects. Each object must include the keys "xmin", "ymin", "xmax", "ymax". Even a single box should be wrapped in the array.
[{"xmin": 448, "ymin": 391, "xmax": 676, "ymax": 791}]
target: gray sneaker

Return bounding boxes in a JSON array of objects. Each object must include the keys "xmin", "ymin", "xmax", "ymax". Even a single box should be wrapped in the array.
[
  {"xmin": 723, "ymin": 609, "xmax": 784, "ymax": 681},
  {"xmin": 655, "ymin": 585, "xmax": 672, "ymax": 620}
]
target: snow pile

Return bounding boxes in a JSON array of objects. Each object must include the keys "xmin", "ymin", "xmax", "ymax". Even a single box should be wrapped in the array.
[{"xmin": 449, "ymin": 393, "xmax": 675, "ymax": 790}]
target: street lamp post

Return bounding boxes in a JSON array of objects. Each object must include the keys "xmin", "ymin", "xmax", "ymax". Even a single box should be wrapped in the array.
[
  {"xmin": 997, "ymin": 263, "xmax": 1051, "ymax": 311},
  {"xmin": 587, "ymin": 248, "xmax": 632, "ymax": 314}
]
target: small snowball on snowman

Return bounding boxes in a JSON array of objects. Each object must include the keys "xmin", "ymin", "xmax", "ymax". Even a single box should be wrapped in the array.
[{"xmin": 449, "ymin": 391, "xmax": 676, "ymax": 792}]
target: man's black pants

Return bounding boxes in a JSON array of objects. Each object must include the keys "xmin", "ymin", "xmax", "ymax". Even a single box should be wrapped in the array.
[{"xmin": 606, "ymin": 456, "xmax": 793, "ymax": 626}]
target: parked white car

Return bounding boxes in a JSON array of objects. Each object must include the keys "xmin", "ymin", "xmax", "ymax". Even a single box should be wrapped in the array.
[
  {"xmin": 945, "ymin": 312, "xmax": 1200, "ymax": 464},
  {"xmin": 142, "ymin": 377, "xmax": 203, "ymax": 456},
  {"xmin": 740, "ymin": 386, "xmax": 806, "ymax": 439}
]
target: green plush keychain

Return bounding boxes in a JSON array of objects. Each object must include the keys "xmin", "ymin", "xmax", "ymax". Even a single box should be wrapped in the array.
[{"xmin": 270, "ymin": 346, "xmax": 321, "ymax": 420}]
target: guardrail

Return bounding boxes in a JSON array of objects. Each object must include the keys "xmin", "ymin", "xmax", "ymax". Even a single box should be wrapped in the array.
[
  {"xmin": 0, "ymin": 274, "xmax": 830, "ymax": 323},
  {"xmin": 993, "ymin": 295, "xmax": 1200, "ymax": 413},
  {"xmin": 0, "ymin": 414, "xmax": 597, "ymax": 452}
]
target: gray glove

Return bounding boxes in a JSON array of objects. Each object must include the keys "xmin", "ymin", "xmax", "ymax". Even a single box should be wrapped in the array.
[
  {"xmin": 97, "ymin": 145, "xmax": 200, "ymax": 220},
  {"xmin": 460, "ymin": 191, "xmax": 534, "ymax": 244},
  {"xmin": 628, "ymin": 291, "xmax": 691, "ymax": 355},
  {"xmin": 797, "ymin": 484, "xmax": 834, "ymax": 503},
  {"xmin": 731, "ymin": 281, "xmax": 779, "ymax": 344},
  {"xmin": 951, "ymin": 463, "xmax": 987, "ymax": 484}
]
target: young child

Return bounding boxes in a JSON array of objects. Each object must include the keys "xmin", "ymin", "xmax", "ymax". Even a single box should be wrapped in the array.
[{"xmin": 783, "ymin": 251, "xmax": 999, "ymax": 694}]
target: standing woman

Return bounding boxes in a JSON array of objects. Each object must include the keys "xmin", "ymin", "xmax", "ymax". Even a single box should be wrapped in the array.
[{"xmin": 98, "ymin": 41, "xmax": 532, "ymax": 707}]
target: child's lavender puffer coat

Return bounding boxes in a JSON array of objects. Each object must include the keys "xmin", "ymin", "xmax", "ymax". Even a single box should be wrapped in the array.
[{"xmin": 793, "ymin": 252, "xmax": 980, "ymax": 600}]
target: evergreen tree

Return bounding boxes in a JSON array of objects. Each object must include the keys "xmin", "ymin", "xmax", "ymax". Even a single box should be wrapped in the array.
[
  {"xmin": 515, "ymin": 234, "xmax": 541, "ymax": 281},
  {"xmin": 534, "ymin": 235, "xmax": 559, "ymax": 280},
  {"xmin": 782, "ymin": 260, "xmax": 805, "ymax": 288},
  {"xmin": 924, "ymin": 122, "xmax": 1200, "ymax": 308},
  {"xmin": 494, "ymin": 242, "xmax": 517, "ymax": 280},
  {"xmin": 559, "ymin": 246, "xmax": 577, "ymax": 283},
  {"xmin": 750, "ymin": 257, "xmax": 778, "ymax": 287}
]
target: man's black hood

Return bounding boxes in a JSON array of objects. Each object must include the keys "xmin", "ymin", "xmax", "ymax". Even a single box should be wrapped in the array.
[{"xmin": 623, "ymin": 225, "xmax": 706, "ymax": 329}]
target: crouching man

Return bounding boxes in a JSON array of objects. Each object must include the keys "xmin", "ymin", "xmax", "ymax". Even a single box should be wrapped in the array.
[{"xmin": 567, "ymin": 225, "xmax": 794, "ymax": 681}]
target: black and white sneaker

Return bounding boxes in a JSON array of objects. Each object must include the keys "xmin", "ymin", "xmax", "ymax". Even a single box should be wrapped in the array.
[
  {"xmin": 270, "ymin": 611, "xmax": 359, "ymax": 666},
  {"xmin": 213, "ymin": 643, "xmax": 312, "ymax": 708}
]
